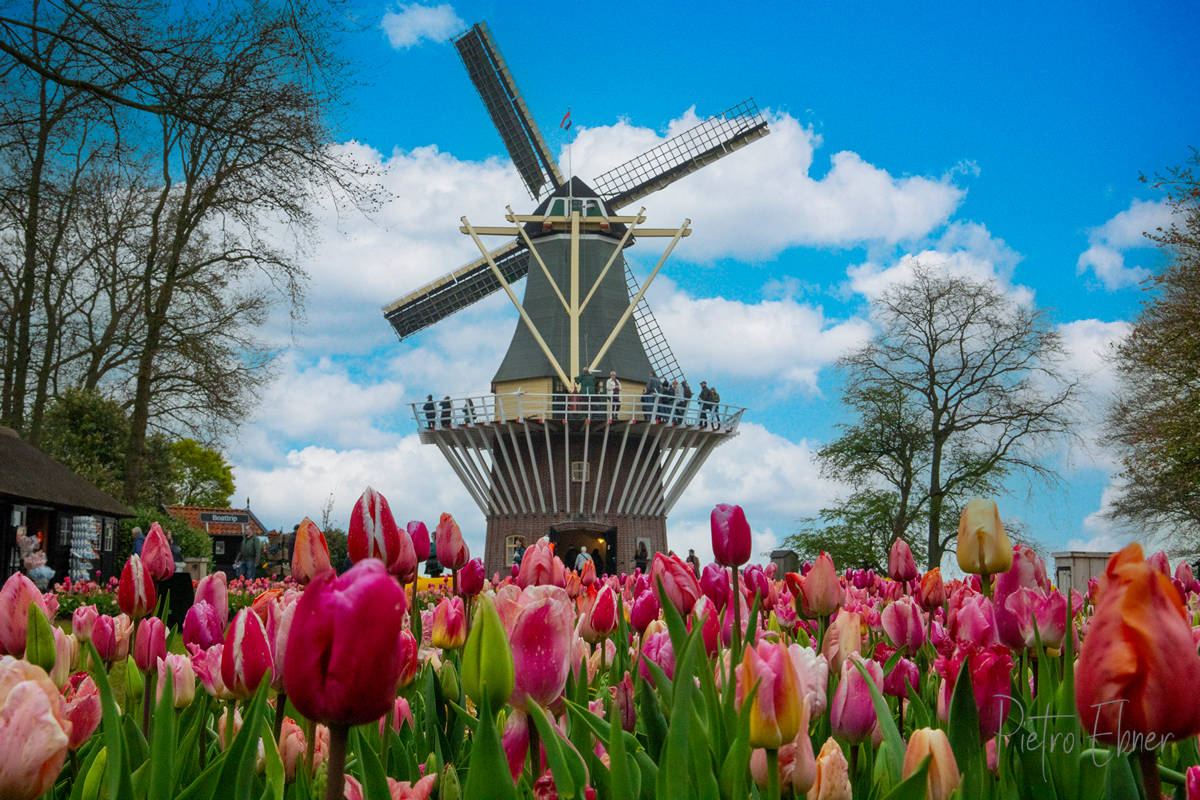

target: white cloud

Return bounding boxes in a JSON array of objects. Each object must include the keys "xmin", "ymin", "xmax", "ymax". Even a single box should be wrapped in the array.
[
  {"xmin": 1076, "ymin": 199, "xmax": 1175, "ymax": 290},
  {"xmin": 380, "ymin": 3, "xmax": 463, "ymax": 49},
  {"xmin": 566, "ymin": 111, "xmax": 965, "ymax": 260}
]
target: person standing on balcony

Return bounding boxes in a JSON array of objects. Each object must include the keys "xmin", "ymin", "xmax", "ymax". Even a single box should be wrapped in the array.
[
  {"xmin": 698, "ymin": 381, "xmax": 713, "ymax": 427},
  {"xmin": 439, "ymin": 396, "xmax": 452, "ymax": 427},
  {"xmin": 423, "ymin": 395, "xmax": 436, "ymax": 428},
  {"xmin": 681, "ymin": 379, "xmax": 693, "ymax": 424},
  {"xmin": 606, "ymin": 370, "xmax": 621, "ymax": 419}
]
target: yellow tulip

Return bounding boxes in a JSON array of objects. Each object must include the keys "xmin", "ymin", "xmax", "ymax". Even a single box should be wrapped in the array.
[{"xmin": 956, "ymin": 498, "xmax": 1013, "ymax": 575}]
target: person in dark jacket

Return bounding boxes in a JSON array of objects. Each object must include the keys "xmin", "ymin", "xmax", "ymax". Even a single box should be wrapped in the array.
[
  {"xmin": 439, "ymin": 396, "xmax": 452, "ymax": 427},
  {"xmin": 423, "ymin": 395, "xmax": 436, "ymax": 428},
  {"xmin": 680, "ymin": 379, "xmax": 693, "ymax": 424}
]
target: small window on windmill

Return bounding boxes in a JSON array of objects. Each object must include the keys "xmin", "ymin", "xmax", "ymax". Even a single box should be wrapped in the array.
[
  {"xmin": 571, "ymin": 461, "xmax": 589, "ymax": 482},
  {"xmin": 547, "ymin": 197, "xmax": 567, "ymax": 217}
]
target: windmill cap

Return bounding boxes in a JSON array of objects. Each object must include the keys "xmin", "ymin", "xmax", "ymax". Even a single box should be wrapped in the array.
[{"xmin": 525, "ymin": 177, "xmax": 626, "ymax": 239}]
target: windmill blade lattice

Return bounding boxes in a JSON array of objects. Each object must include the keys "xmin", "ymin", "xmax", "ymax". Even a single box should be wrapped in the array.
[
  {"xmin": 593, "ymin": 99, "xmax": 769, "ymax": 209},
  {"xmin": 625, "ymin": 261, "xmax": 685, "ymax": 385}
]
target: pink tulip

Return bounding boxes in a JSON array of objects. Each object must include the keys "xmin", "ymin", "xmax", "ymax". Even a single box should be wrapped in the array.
[
  {"xmin": 711, "ymin": 503, "xmax": 752, "ymax": 567},
  {"xmin": 134, "ymin": 616, "xmax": 167, "ymax": 672},
  {"xmin": 517, "ymin": 537, "xmax": 567, "ymax": 588},
  {"xmin": 189, "ymin": 643, "xmax": 234, "ymax": 700},
  {"xmin": 434, "ymin": 512, "xmax": 469, "ymax": 570},
  {"xmin": 736, "ymin": 640, "xmax": 805, "ymax": 748},
  {"xmin": 183, "ymin": 600, "xmax": 224, "ymax": 651},
  {"xmin": 880, "ymin": 596, "xmax": 925, "ymax": 653},
  {"xmin": 396, "ymin": 630, "xmax": 420, "ymax": 689},
  {"xmin": 141, "ymin": 522, "xmax": 175, "ymax": 581},
  {"xmin": 629, "ymin": 589, "xmax": 660, "ymax": 634},
  {"xmin": 509, "ymin": 586, "xmax": 575, "ymax": 709},
  {"xmin": 407, "ymin": 521, "xmax": 431, "ymax": 562},
  {"xmin": 71, "ymin": 606, "xmax": 98, "ymax": 644},
  {"xmin": 502, "ymin": 710, "xmax": 530, "ymax": 783},
  {"xmin": 221, "ymin": 608, "xmax": 273, "ymax": 699},
  {"xmin": 640, "ymin": 630, "xmax": 676, "ymax": 681},
  {"xmin": 994, "ymin": 544, "xmax": 1050, "ymax": 601},
  {"xmin": 1176, "ymin": 562, "xmax": 1199, "ymax": 594},
  {"xmin": 1187, "ymin": 765, "xmax": 1200, "ymax": 800},
  {"xmin": 888, "ymin": 538, "xmax": 919, "ymax": 583},
  {"xmin": 90, "ymin": 615, "xmax": 118, "ymax": 662},
  {"xmin": 266, "ymin": 590, "xmax": 301, "ymax": 690},
  {"xmin": 195, "ymin": 572, "xmax": 229, "ymax": 628},
  {"xmin": 0, "ymin": 656, "xmax": 72, "ymax": 798},
  {"xmin": 284, "ymin": 560, "xmax": 409, "ymax": 726},
  {"xmin": 787, "ymin": 643, "xmax": 830, "ymax": 718},
  {"xmin": 157, "ymin": 653, "xmax": 196, "ymax": 708},
  {"xmin": 700, "ymin": 563, "xmax": 730, "ymax": 612},
  {"xmin": 1147, "ymin": 550, "xmax": 1171, "ymax": 576},
  {"xmin": 379, "ymin": 696, "xmax": 414, "ymax": 738},
  {"xmin": 831, "ymin": 655, "xmax": 881, "ymax": 744},
  {"xmin": 459, "ymin": 558, "xmax": 486, "ymax": 597},
  {"xmin": 950, "ymin": 593, "xmax": 998, "ymax": 647},
  {"xmin": 0, "ymin": 572, "xmax": 54, "ymax": 656},
  {"xmin": 750, "ymin": 698, "xmax": 815, "ymax": 795},
  {"xmin": 821, "ymin": 610, "xmax": 862, "ymax": 672},
  {"xmin": 611, "ymin": 672, "xmax": 636, "ymax": 733},
  {"xmin": 649, "ymin": 553, "xmax": 701, "ymax": 615},
  {"xmin": 117, "ymin": 555, "xmax": 156, "ymax": 619},
  {"xmin": 431, "ymin": 596, "xmax": 467, "ymax": 650},
  {"xmin": 1003, "ymin": 588, "xmax": 1067, "ymax": 650},
  {"xmin": 385, "ymin": 774, "xmax": 438, "ymax": 800},
  {"xmin": 883, "ymin": 657, "xmax": 921, "ymax": 699},
  {"xmin": 63, "ymin": 673, "xmax": 101, "ymax": 750},
  {"xmin": 291, "ymin": 517, "xmax": 332, "ymax": 585},
  {"xmin": 801, "ymin": 552, "xmax": 842, "ymax": 617}
]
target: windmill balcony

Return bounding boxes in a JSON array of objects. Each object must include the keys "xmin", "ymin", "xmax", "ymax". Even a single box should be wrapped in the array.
[{"xmin": 411, "ymin": 392, "xmax": 745, "ymax": 438}]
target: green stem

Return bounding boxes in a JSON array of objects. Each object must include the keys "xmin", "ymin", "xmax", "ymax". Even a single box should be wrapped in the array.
[
  {"xmin": 732, "ymin": 565, "xmax": 742, "ymax": 665},
  {"xmin": 528, "ymin": 722, "xmax": 540, "ymax": 783},
  {"xmin": 1139, "ymin": 748, "xmax": 1161, "ymax": 800},
  {"xmin": 198, "ymin": 695, "xmax": 208, "ymax": 769},
  {"xmin": 325, "ymin": 724, "xmax": 349, "ymax": 800},
  {"xmin": 766, "ymin": 747, "xmax": 781, "ymax": 800},
  {"xmin": 305, "ymin": 717, "xmax": 317, "ymax": 779},
  {"xmin": 273, "ymin": 690, "xmax": 287, "ymax": 741},
  {"xmin": 142, "ymin": 668, "xmax": 153, "ymax": 738},
  {"xmin": 981, "ymin": 572, "xmax": 993, "ymax": 599}
]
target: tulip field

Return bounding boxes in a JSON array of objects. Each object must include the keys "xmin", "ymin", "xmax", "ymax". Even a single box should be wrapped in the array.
[{"xmin": 3, "ymin": 493, "xmax": 1200, "ymax": 799}]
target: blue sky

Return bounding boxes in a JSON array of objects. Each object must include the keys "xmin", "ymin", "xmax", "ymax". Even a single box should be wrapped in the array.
[{"xmin": 227, "ymin": 1, "xmax": 1200, "ymax": 567}]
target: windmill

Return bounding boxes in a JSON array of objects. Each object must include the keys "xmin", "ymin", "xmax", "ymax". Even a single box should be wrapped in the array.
[{"xmin": 386, "ymin": 22, "xmax": 771, "ymax": 575}]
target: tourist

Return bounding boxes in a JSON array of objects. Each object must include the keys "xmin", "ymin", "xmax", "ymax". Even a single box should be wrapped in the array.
[
  {"xmin": 710, "ymin": 385, "xmax": 721, "ymax": 429},
  {"xmin": 439, "ymin": 395, "xmax": 452, "ymax": 427},
  {"xmin": 687, "ymin": 548, "xmax": 701, "ymax": 577},
  {"xmin": 512, "ymin": 536, "xmax": 526, "ymax": 565},
  {"xmin": 167, "ymin": 530, "xmax": 183, "ymax": 565},
  {"xmin": 423, "ymin": 394, "xmax": 436, "ymax": 428},
  {"xmin": 131, "ymin": 526, "xmax": 145, "ymax": 555},
  {"xmin": 634, "ymin": 540, "xmax": 649, "ymax": 572},
  {"xmin": 463, "ymin": 396, "xmax": 475, "ymax": 424},
  {"xmin": 606, "ymin": 370, "xmax": 621, "ymax": 419},
  {"xmin": 575, "ymin": 549, "xmax": 593, "ymax": 571},
  {"xmin": 236, "ymin": 530, "xmax": 262, "ymax": 579},
  {"xmin": 698, "ymin": 381, "xmax": 713, "ymax": 427},
  {"xmin": 681, "ymin": 379, "xmax": 693, "ymax": 424}
]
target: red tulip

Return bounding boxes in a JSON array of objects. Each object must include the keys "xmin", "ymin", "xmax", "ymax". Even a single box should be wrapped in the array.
[
  {"xmin": 888, "ymin": 538, "xmax": 918, "ymax": 583},
  {"xmin": 118, "ymin": 555, "xmax": 156, "ymax": 619},
  {"xmin": 883, "ymin": 657, "xmax": 921, "ymax": 699},
  {"xmin": 195, "ymin": 572, "xmax": 229, "ymax": 628},
  {"xmin": 830, "ymin": 655, "xmax": 881, "ymax": 745},
  {"xmin": 291, "ymin": 517, "xmax": 332, "ymax": 584},
  {"xmin": 736, "ymin": 639, "xmax": 804, "ymax": 748},
  {"xmin": 133, "ymin": 616, "xmax": 167, "ymax": 672},
  {"xmin": 589, "ymin": 584, "xmax": 618, "ymax": 638},
  {"xmin": 284, "ymin": 560, "xmax": 409, "ymax": 726},
  {"xmin": 918, "ymin": 568, "xmax": 946, "ymax": 611},
  {"xmin": 517, "ymin": 537, "xmax": 567, "ymax": 588},
  {"xmin": 434, "ymin": 512, "xmax": 469, "ymax": 570},
  {"xmin": 935, "ymin": 643, "xmax": 1013, "ymax": 739},
  {"xmin": 700, "ymin": 563, "xmax": 730, "ymax": 612},
  {"xmin": 801, "ymin": 553, "xmax": 842, "ymax": 617},
  {"xmin": 1076, "ymin": 543, "xmax": 1200, "ymax": 746},
  {"xmin": 508, "ymin": 586, "xmax": 574, "ymax": 709},
  {"xmin": 183, "ymin": 600, "xmax": 224, "ymax": 651},
  {"xmin": 431, "ymin": 596, "xmax": 467, "ymax": 650},
  {"xmin": 459, "ymin": 558, "xmax": 486, "ymax": 597},
  {"xmin": 140, "ymin": 522, "xmax": 175, "ymax": 581},
  {"xmin": 711, "ymin": 503, "xmax": 752, "ymax": 567},
  {"xmin": 649, "ymin": 553, "xmax": 701, "ymax": 615},
  {"xmin": 348, "ymin": 487, "xmax": 401, "ymax": 564},
  {"xmin": 407, "ymin": 521, "xmax": 431, "ymax": 562},
  {"xmin": 63, "ymin": 673, "xmax": 101, "ymax": 750},
  {"xmin": 0, "ymin": 573, "xmax": 54, "ymax": 656},
  {"xmin": 0, "ymin": 656, "xmax": 72, "ymax": 798},
  {"xmin": 396, "ymin": 630, "xmax": 420, "ymax": 689},
  {"xmin": 221, "ymin": 608, "xmax": 273, "ymax": 699}
]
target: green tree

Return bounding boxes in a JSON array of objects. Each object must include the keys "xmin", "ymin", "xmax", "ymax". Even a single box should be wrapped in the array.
[
  {"xmin": 1107, "ymin": 149, "xmax": 1200, "ymax": 547},
  {"xmin": 784, "ymin": 490, "xmax": 928, "ymax": 571},
  {"xmin": 835, "ymin": 264, "xmax": 1077, "ymax": 569},
  {"xmin": 170, "ymin": 438, "xmax": 235, "ymax": 507},
  {"xmin": 39, "ymin": 386, "xmax": 128, "ymax": 498}
]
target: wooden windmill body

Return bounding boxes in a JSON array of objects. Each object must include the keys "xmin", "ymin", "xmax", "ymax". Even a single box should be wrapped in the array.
[{"xmin": 384, "ymin": 23, "xmax": 771, "ymax": 575}]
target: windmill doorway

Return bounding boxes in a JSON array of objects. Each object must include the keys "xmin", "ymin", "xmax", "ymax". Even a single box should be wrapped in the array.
[{"xmin": 549, "ymin": 523, "xmax": 616, "ymax": 576}]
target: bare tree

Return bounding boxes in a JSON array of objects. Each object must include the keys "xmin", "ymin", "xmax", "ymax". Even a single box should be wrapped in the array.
[{"xmin": 838, "ymin": 264, "xmax": 1078, "ymax": 568}]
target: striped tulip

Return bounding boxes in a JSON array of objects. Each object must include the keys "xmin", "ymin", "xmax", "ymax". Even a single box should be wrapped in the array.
[
  {"xmin": 221, "ymin": 608, "xmax": 273, "ymax": 699},
  {"xmin": 431, "ymin": 596, "xmax": 466, "ymax": 650},
  {"xmin": 117, "ymin": 555, "xmax": 156, "ymax": 619},
  {"xmin": 434, "ymin": 513, "xmax": 469, "ymax": 570},
  {"xmin": 182, "ymin": 600, "xmax": 224, "ymax": 651},
  {"xmin": 291, "ymin": 517, "xmax": 332, "ymax": 584},
  {"xmin": 195, "ymin": 572, "xmax": 229, "ymax": 629},
  {"xmin": 737, "ymin": 639, "xmax": 804, "ymax": 749},
  {"xmin": 407, "ymin": 521, "xmax": 431, "ymax": 562}
]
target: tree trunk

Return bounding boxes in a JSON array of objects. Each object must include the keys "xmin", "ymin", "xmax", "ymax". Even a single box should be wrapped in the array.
[{"xmin": 927, "ymin": 432, "xmax": 945, "ymax": 570}]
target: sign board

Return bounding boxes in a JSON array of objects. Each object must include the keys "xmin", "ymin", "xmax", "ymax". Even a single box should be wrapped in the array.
[{"xmin": 200, "ymin": 512, "xmax": 249, "ymax": 524}]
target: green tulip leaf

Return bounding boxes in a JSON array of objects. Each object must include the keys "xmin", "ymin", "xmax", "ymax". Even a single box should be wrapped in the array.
[
  {"xmin": 462, "ymin": 696, "xmax": 516, "ymax": 800},
  {"xmin": 850, "ymin": 655, "xmax": 905, "ymax": 783},
  {"xmin": 148, "ymin": 674, "xmax": 177, "ymax": 799},
  {"xmin": 350, "ymin": 725, "xmax": 390, "ymax": 800},
  {"xmin": 84, "ymin": 642, "xmax": 135, "ymax": 800},
  {"xmin": 947, "ymin": 658, "xmax": 986, "ymax": 798},
  {"xmin": 880, "ymin": 753, "xmax": 930, "ymax": 800},
  {"xmin": 25, "ymin": 602, "xmax": 56, "ymax": 672}
]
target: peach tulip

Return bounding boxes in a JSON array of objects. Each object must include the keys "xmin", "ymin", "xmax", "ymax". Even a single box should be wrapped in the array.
[
  {"xmin": 903, "ymin": 728, "xmax": 961, "ymax": 800},
  {"xmin": 802, "ymin": 553, "xmax": 842, "ymax": 617},
  {"xmin": 432, "ymin": 596, "xmax": 467, "ymax": 650},
  {"xmin": 918, "ymin": 568, "xmax": 946, "ymax": 612},
  {"xmin": 434, "ymin": 512, "xmax": 469, "ymax": 570},
  {"xmin": 291, "ymin": 517, "xmax": 332, "ymax": 584},
  {"xmin": 808, "ymin": 737, "xmax": 851, "ymax": 800},
  {"xmin": 0, "ymin": 656, "xmax": 71, "ymax": 799},
  {"xmin": 750, "ymin": 698, "xmax": 815, "ymax": 795},
  {"xmin": 821, "ymin": 610, "xmax": 862, "ymax": 672}
]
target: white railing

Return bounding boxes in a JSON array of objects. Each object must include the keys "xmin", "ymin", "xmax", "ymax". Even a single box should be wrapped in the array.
[{"xmin": 411, "ymin": 391, "xmax": 744, "ymax": 433}]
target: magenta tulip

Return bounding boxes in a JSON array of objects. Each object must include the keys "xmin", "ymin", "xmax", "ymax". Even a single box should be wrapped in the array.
[
  {"xmin": 189, "ymin": 643, "xmax": 233, "ymax": 700},
  {"xmin": 649, "ymin": 553, "xmax": 701, "ymax": 615},
  {"xmin": 434, "ymin": 512, "xmax": 470, "ymax": 570},
  {"xmin": 936, "ymin": 643, "xmax": 1013, "ymax": 739},
  {"xmin": 133, "ymin": 616, "xmax": 167, "ymax": 672},
  {"xmin": 459, "ymin": 558, "xmax": 486, "ymax": 597},
  {"xmin": 117, "ymin": 555, "xmax": 156, "ymax": 620},
  {"xmin": 182, "ymin": 600, "xmax": 224, "ymax": 651},
  {"xmin": 221, "ymin": 608, "xmax": 273, "ymax": 699},
  {"xmin": 640, "ymin": 630, "xmax": 676, "ymax": 680},
  {"xmin": 888, "ymin": 538, "xmax": 919, "ymax": 583},
  {"xmin": 700, "ymin": 563, "xmax": 730, "ymax": 612},
  {"xmin": 284, "ymin": 560, "xmax": 409, "ymax": 726},
  {"xmin": 1003, "ymin": 588, "xmax": 1067, "ymax": 650},
  {"xmin": 831, "ymin": 655, "xmax": 882, "ymax": 744},
  {"xmin": 407, "ymin": 521, "xmax": 431, "ymax": 562},
  {"xmin": 90, "ymin": 616, "xmax": 118, "ymax": 662},
  {"xmin": 883, "ymin": 657, "xmax": 921, "ymax": 699},
  {"xmin": 629, "ymin": 589, "xmax": 661, "ymax": 634},
  {"xmin": 508, "ymin": 586, "xmax": 575, "ymax": 709},
  {"xmin": 195, "ymin": 572, "xmax": 229, "ymax": 628},
  {"xmin": 141, "ymin": 522, "xmax": 175, "ymax": 581},
  {"xmin": 711, "ymin": 503, "xmax": 752, "ymax": 567},
  {"xmin": 995, "ymin": 544, "xmax": 1050, "ymax": 601}
]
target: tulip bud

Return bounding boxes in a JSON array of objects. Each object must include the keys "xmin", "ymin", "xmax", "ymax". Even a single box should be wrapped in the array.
[
  {"xmin": 157, "ymin": 652, "xmax": 196, "ymax": 708},
  {"xmin": 801, "ymin": 552, "xmax": 842, "ymax": 617},
  {"xmin": 821, "ymin": 610, "xmax": 862, "ymax": 673},
  {"xmin": 141, "ymin": 522, "xmax": 175, "ymax": 581},
  {"xmin": 956, "ymin": 498, "xmax": 1014, "ymax": 575},
  {"xmin": 903, "ymin": 728, "xmax": 961, "ymax": 800},
  {"xmin": 290, "ymin": 517, "xmax": 332, "ymax": 585},
  {"xmin": 407, "ymin": 521, "xmax": 431, "ymax": 562},
  {"xmin": 711, "ymin": 503, "xmax": 752, "ymax": 567},
  {"xmin": 117, "ymin": 555, "xmax": 156, "ymax": 619},
  {"xmin": 71, "ymin": 605, "xmax": 98, "ymax": 645},
  {"xmin": 440, "ymin": 660, "xmax": 460, "ymax": 702},
  {"xmin": 459, "ymin": 558, "xmax": 486, "ymax": 597},
  {"xmin": 25, "ymin": 603, "xmax": 57, "ymax": 673},
  {"xmin": 888, "ymin": 537, "xmax": 919, "ymax": 583},
  {"xmin": 91, "ymin": 615, "xmax": 118, "ymax": 662},
  {"xmin": 221, "ymin": 608, "xmax": 273, "ymax": 699},
  {"xmin": 133, "ymin": 616, "xmax": 167, "ymax": 673},
  {"xmin": 589, "ymin": 584, "xmax": 618, "ymax": 638},
  {"xmin": 700, "ymin": 563, "xmax": 730, "ymax": 612},
  {"xmin": 50, "ymin": 628, "xmax": 77, "ymax": 690},
  {"xmin": 432, "ymin": 596, "xmax": 467, "ymax": 650},
  {"xmin": 918, "ymin": 568, "xmax": 946, "ymax": 612},
  {"xmin": 439, "ymin": 763, "xmax": 461, "ymax": 800},
  {"xmin": 434, "ymin": 513, "xmax": 470, "ymax": 570},
  {"xmin": 462, "ymin": 596, "xmax": 514, "ymax": 711}
]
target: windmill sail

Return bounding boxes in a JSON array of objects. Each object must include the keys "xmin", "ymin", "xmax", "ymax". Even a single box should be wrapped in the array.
[
  {"xmin": 454, "ymin": 23, "xmax": 563, "ymax": 200},
  {"xmin": 383, "ymin": 241, "xmax": 530, "ymax": 340},
  {"xmin": 592, "ymin": 99, "xmax": 769, "ymax": 209},
  {"xmin": 625, "ymin": 262, "xmax": 685, "ymax": 385}
]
